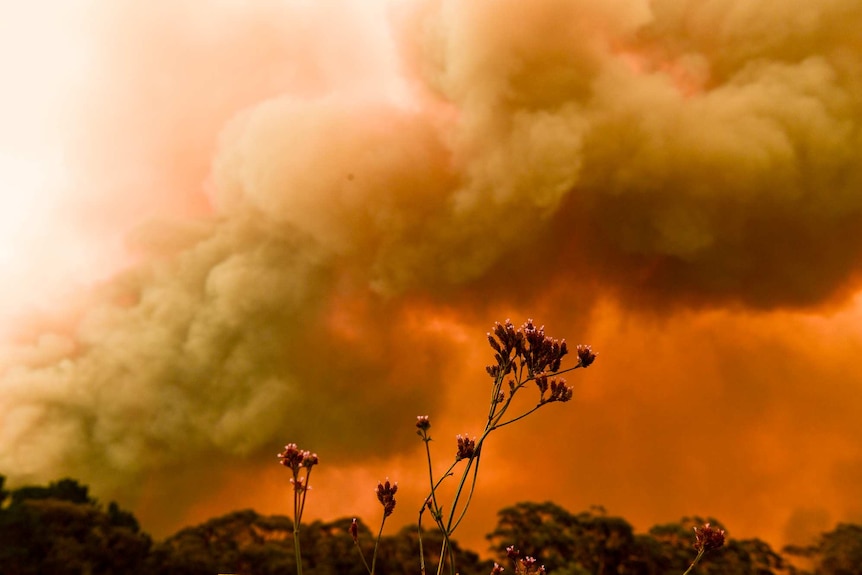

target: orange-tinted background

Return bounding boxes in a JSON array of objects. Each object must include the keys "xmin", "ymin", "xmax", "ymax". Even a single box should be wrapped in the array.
[{"xmin": 2, "ymin": 0, "xmax": 861, "ymax": 557}]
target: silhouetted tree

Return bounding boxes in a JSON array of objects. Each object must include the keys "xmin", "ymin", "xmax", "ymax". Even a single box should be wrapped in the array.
[
  {"xmin": 10, "ymin": 477, "xmax": 92, "ymax": 506},
  {"xmin": 0, "ymin": 478, "xmax": 150, "ymax": 575},
  {"xmin": 5, "ymin": 476, "xmax": 862, "ymax": 575},
  {"xmin": 488, "ymin": 502, "xmax": 638, "ymax": 575},
  {"xmin": 785, "ymin": 523, "xmax": 862, "ymax": 575},
  {"xmin": 648, "ymin": 517, "xmax": 790, "ymax": 575}
]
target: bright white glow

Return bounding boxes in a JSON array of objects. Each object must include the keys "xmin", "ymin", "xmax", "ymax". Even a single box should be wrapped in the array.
[{"xmin": 0, "ymin": 0, "xmax": 98, "ymax": 327}]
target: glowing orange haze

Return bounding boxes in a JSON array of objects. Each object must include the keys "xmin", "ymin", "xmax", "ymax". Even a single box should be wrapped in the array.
[{"xmin": 1, "ymin": 0, "xmax": 862, "ymax": 558}]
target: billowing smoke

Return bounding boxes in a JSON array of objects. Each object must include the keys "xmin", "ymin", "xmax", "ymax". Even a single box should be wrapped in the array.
[
  {"xmin": 393, "ymin": 0, "xmax": 862, "ymax": 308},
  {"xmin": 1, "ymin": 0, "xmax": 861, "ymax": 547}
]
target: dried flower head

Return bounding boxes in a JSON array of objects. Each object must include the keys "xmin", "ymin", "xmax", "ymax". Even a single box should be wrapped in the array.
[
  {"xmin": 490, "ymin": 563, "xmax": 505, "ymax": 575},
  {"xmin": 486, "ymin": 319, "xmax": 524, "ymax": 379},
  {"xmin": 456, "ymin": 434, "xmax": 477, "ymax": 460},
  {"xmin": 278, "ymin": 443, "xmax": 317, "ymax": 471},
  {"xmin": 278, "ymin": 443, "xmax": 304, "ymax": 470},
  {"xmin": 576, "ymin": 344, "xmax": 597, "ymax": 368},
  {"xmin": 520, "ymin": 319, "xmax": 568, "ymax": 376},
  {"xmin": 693, "ymin": 523, "xmax": 726, "ymax": 552},
  {"xmin": 375, "ymin": 479, "xmax": 398, "ymax": 517},
  {"xmin": 535, "ymin": 374, "xmax": 550, "ymax": 395},
  {"xmin": 548, "ymin": 378, "xmax": 574, "ymax": 403},
  {"xmin": 416, "ymin": 415, "xmax": 431, "ymax": 431},
  {"xmin": 486, "ymin": 319, "xmax": 585, "ymax": 382}
]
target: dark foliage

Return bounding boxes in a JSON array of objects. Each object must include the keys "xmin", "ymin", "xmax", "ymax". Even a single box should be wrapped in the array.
[
  {"xmin": 3, "ymin": 475, "xmax": 862, "ymax": 575},
  {"xmin": 0, "ymin": 477, "xmax": 151, "ymax": 575},
  {"xmin": 784, "ymin": 523, "xmax": 862, "ymax": 575},
  {"xmin": 488, "ymin": 502, "xmax": 796, "ymax": 575}
]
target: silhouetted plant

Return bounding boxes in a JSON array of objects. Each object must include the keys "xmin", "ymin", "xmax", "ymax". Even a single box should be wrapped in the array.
[{"xmin": 279, "ymin": 318, "xmax": 597, "ymax": 575}]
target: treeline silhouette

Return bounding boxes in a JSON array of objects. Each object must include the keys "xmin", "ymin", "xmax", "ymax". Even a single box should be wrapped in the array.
[{"xmin": 0, "ymin": 475, "xmax": 859, "ymax": 574}]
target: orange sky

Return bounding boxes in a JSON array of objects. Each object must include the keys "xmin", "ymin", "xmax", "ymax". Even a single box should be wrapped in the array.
[{"xmin": 1, "ymin": 0, "xmax": 862, "ymax": 559}]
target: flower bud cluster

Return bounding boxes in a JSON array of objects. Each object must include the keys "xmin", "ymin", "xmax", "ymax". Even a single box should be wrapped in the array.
[
  {"xmin": 521, "ymin": 320, "xmax": 568, "ymax": 376},
  {"xmin": 278, "ymin": 443, "xmax": 319, "ymax": 472},
  {"xmin": 535, "ymin": 374, "xmax": 574, "ymax": 403},
  {"xmin": 455, "ymin": 434, "xmax": 477, "ymax": 460},
  {"xmin": 376, "ymin": 479, "xmax": 398, "ymax": 517},
  {"xmin": 278, "ymin": 443, "xmax": 318, "ymax": 494},
  {"xmin": 486, "ymin": 320, "xmax": 524, "ymax": 379},
  {"xmin": 487, "ymin": 319, "xmax": 595, "ymax": 381},
  {"xmin": 576, "ymin": 344, "xmax": 597, "ymax": 368},
  {"xmin": 350, "ymin": 518, "xmax": 359, "ymax": 543}
]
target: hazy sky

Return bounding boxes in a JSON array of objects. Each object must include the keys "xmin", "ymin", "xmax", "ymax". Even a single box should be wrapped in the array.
[{"xmin": 1, "ymin": 0, "xmax": 861, "ymax": 556}]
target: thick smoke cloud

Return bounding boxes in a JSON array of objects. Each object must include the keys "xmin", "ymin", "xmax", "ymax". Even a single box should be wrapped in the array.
[
  {"xmin": 394, "ymin": 0, "xmax": 862, "ymax": 307},
  {"xmin": 1, "ymin": 0, "xmax": 861, "ymax": 547}
]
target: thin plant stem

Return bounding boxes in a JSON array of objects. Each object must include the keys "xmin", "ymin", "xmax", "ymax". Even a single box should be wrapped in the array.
[
  {"xmin": 493, "ymin": 404, "xmax": 544, "ymax": 430},
  {"xmin": 420, "ymin": 459, "xmax": 457, "ymax": 575},
  {"xmin": 423, "ymin": 440, "xmax": 443, "ymax": 521},
  {"xmin": 682, "ymin": 548, "xmax": 706, "ymax": 575},
  {"xmin": 370, "ymin": 515, "xmax": 388, "ymax": 575},
  {"xmin": 293, "ymin": 525, "xmax": 303, "ymax": 575},
  {"xmin": 444, "ymin": 455, "xmax": 476, "ymax": 532},
  {"xmin": 418, "ymin": 511, "xmax": 427, "ymax": 575},
  {"xmin": 434, "ymin": 537, "xmax": 453, "ymax": 575},
  {"xmin": 292, "ymin": 477, "xmax": 304, "ymax": 575},
  {"xmin": 297, "ymin": 468, "xmax": 312, "ymax": 519},
  {"xmin": 447, "ymin": 453, "xmax": 482, "ymax": 533},
  {"xmin": 353, "ymin": 539, "xmax": 373, "ymax": 575}
]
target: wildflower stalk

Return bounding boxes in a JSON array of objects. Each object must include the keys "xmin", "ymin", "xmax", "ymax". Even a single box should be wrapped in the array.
[
  {"xmin": 446, "ymin": 455, "xmax": 480, "ymax": 533},
  {"xmin": 351, "ymin": 519, "xmax": 374, "ymax": 575},
  {"xmin": 419, "ymin": 319, "xmax": 597, "ymax": 575},
  {"xmin": 279, "ymin": 319, "xmax": 597, "ymax": 575},
  {"xmin": 277, "ymin": 444, "xmax": 318, "ymax": 575},
  {"xmin": 370, "ymin": 513, "xmax": 388, "ymax": 575},
  {"xmin": 352, "ymin": 479, "xmax": 398, "ymax": 575}
]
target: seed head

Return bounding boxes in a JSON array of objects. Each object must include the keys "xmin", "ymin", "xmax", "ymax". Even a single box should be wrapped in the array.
[{"xmin": 350, "ymin": 518, "xmax": 359, "ymax": 543}]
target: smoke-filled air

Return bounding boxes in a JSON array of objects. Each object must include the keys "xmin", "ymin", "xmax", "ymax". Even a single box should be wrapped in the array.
[{"xmin": 1, "ymin": 0, "xmax": 861, "ymax": 554}]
